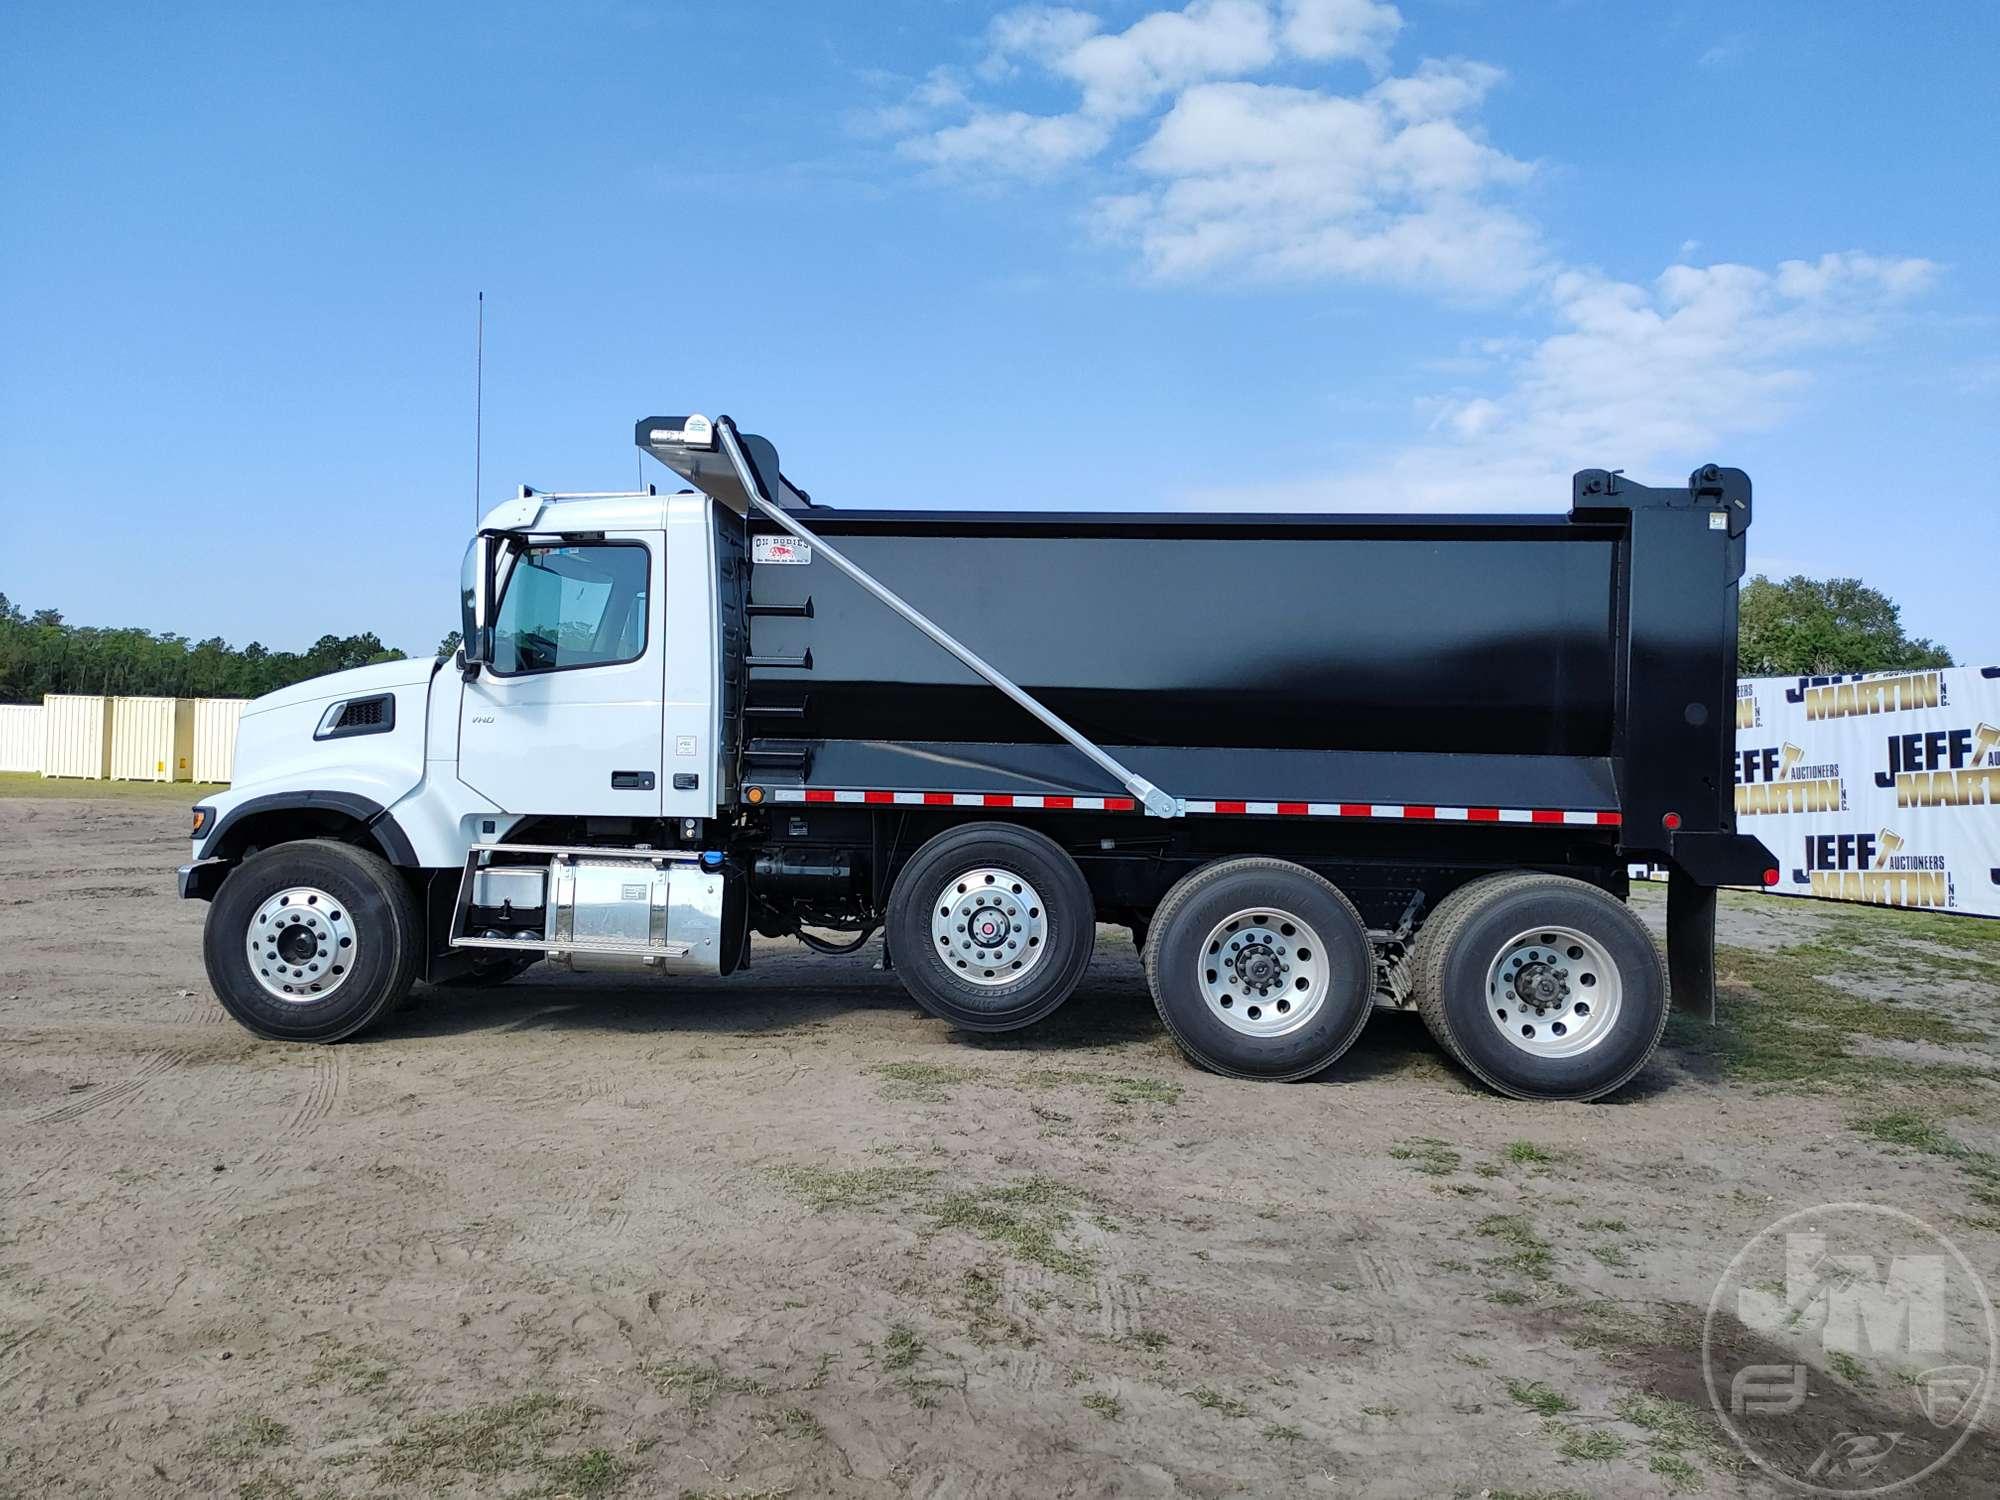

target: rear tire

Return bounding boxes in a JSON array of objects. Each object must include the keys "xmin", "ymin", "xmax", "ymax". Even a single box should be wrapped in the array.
[
  {"xmin": 1144, "ymin": 857, "xmax": 1374, "ymax": 1081},
  {"xmin": 1411, "ymin": 872, "xmax": 1666, "ymax": 1101},
  {"xmin": 887, "ymin": 822, "xmax": 1096, "ymax": 1032},
  {"xmin": 204, "ymin": 839, "xmax": 422, "ymax": 1043}
]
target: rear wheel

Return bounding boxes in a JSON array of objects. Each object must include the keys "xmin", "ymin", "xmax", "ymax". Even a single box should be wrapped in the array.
[
  {"xmin": 203, "ymin": 839, "xmax": 422, "ymax": 1042},
  {"xmin": 1144, "ymin": 857, "xmax": 1374, "ymax": 1081},
  {"xmin": 887, "ymin": 822, "xmax": 1096, "ymax": 1032},
  {"xmin": 1411, "ymin": 872, "xmax": 1666, "ymax": 1101}
]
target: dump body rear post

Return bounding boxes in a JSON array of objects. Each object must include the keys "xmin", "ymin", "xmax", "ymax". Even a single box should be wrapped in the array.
[{"xmin": 179, "ymin": 408, "xmax": 1777, "ymax": 1099}]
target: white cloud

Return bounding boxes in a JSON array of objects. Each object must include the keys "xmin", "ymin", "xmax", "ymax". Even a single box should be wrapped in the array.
[
  {"xmin": 980, "ymin": 6, "xmax": 1103, "ymax": 79},
  {"xmin": 869, "ymin": 6, "xmax": 1939, "ymax": 510},
  {"xmin": 901, "ymin": 108, "xmax": 1113, "ymax": 177},
  {"xmin": 903, "ymin": 1, "xmax": 1405, "ymax": 180},
  {"xmin": 1191, "ymin": 252, "xmax": 1939, "ymax": 510},
  {"xmin": 1280, "ymin": 0, "xmax": 1402, "ymax": 69},
  {"xmin": 1103, "ymin": 63, "xmax": 1540, "ymax": 293},
  {"xmin": 1056, "ymin": 0, "xmax": 1278, "ymax": 120}
]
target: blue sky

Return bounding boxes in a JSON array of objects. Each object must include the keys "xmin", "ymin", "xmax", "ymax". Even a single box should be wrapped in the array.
[{"xmin": 3, "ymin": 1, "xmax": 1994, "ymax": 660}]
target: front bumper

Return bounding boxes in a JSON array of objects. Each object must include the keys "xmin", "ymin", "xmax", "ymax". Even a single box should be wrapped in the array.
[{"xmin": 177, "ymin": 860, "xmax": 228, "ymax": 902}]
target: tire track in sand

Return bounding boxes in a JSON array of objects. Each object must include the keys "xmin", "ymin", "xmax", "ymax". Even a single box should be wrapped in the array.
[{"xmin": 29, "ymin": 1050, "xmax": 183, "ymax": 1127}]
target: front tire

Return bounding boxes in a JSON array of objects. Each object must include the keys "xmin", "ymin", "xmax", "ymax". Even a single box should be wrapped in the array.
[
  {"xmin": 887, "ymin": 822, "xmax": 1096, "ymax": 1032},
  {"xmin": 1144, "ymin": 857, "xmax": 1375, "ymax": 1081},
  {"xmin": 1411, "ymin": 872, "xmax": 1667, "ymax": 1101},
  {"xmin": 203, "ymin": 839, "xmax": 422, "ymax": 1043}
]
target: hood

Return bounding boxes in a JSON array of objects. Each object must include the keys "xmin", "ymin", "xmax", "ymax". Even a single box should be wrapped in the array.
[{"xmin": 245, "ymin": 657, "xmax": 439, "ymax": 717}]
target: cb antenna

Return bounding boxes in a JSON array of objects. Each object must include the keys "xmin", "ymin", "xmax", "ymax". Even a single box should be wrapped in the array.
[{"xmin": 473, "ymin": 290, "xmax": 484, "ymax": 523}]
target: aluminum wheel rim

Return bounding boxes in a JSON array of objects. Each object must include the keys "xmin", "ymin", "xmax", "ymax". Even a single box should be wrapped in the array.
[
  {"xmin": 1197, "ymin": 907, "xmax": 1329, "ymax": 1038},
  {"xmin": 1484, "ymin": 924, "xmax": 1622, "ymax": 1058},
  {"xmin": 245, "ymin": 886, "xmax": 359, "ymax": 1003},
  {"xmin": 931, "ymin": 866, "xmax": 1049, "ymax": 987}
]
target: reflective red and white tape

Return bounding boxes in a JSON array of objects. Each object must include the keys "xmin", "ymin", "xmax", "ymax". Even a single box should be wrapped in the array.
[{"xmin": 763, "ymin": 787, "xmax": 1619, "ymax": 826}]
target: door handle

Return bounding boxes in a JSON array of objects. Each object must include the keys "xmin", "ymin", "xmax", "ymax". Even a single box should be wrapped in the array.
[{"xmin": 611, "ymin": 771, "xmax": 655, "ymax": 791}]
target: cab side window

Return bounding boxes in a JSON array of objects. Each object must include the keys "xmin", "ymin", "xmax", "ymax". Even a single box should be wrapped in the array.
[{"xmin": 492, "ymin": 543, "xmax": 649, "ymax": 675}]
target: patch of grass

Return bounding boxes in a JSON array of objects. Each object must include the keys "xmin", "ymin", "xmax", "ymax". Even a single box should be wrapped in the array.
[
  {"xmin": 761, "ymin": 1407, "xmax": 824, "ymax": 1441},
  {"xmin": 1023, "ymin": 1069, "xmax": 1182, "ymax": 1107},
  {"xmin": 534, "ymin": 1447, "xmax": 634, "ymax": 1497},
  {"xmin": 768, "ymin": 1163, "xmax": 937, "ymax": 1212},
  {"xmin": 1360, "ymin": 1404, "xmax": 1401, "ymax": 1418},
  {"xmin": 1390, "ymin": 1137, "xmax": 1461, "ymax": 1176},
  {"xmin": 1849, "ymin": 1109, "xmax": 2000, "ymax": 1208},
  {"xmin": 1184, "ymin": 1386, "xmax": 1251, "ymax": 1419},
  {"xmin": 1504, "ymin": 1379, "xmax": 1575, "ymax": 1416},
  {"xmin": 928, "ymin": 1175, "xmax": 1095, "ymax": 1278},
  {"xmin": 880, "ymin": 1324, "xmax": 924, "ymax": 1371},
  {"xmin": 0, "ymin": 772, "xmax": 228, "ymax": 801},
  {"xmin": 1561, "ymin": 1299, "xmax": 1701, "ymax": 1355},
  {"xmin": 374, "ymin": 1393, "xmax": 597, "ymax": 1486},
  {"xmin": 1579, "ymin": 1217, "xmax": 1628, "ymax": 1233},
  {"xmin": 1648, "ymin": 1451, "xmax": 1703, "ymax": 1493},
  {"xmin": 1853, "ymin": 1108, "xmax": 1966, "ymax": 1155},
  {"xmin": 1081, "ymin": 1392, "xmax": 1122, "ymax": 1421},
  {"xmin": 1826, "ymin": 1350, "xmax": 1870, "ymax": 1386},
  {"xmin": 1485, "ymin": 1288, "xmax": 1530, "ymax": 1306},
  {"xmin": 1477, "ymin": 1213, "xmax": 1554, "ymax": 1276},
  {"xmin": 1262, "ymin": 1422, "xmax": 1303, "ymax": 1441},
  {"xmin": 645, "ymin": 1358, "xmax": 769, "ymax": 1417},
  {"xmin": 1612, "ymin": 1392, "xmax": 1715, "ymax": 1453},
  {"xmin": 1588, "ymin": 1242, "xmax": 1631, "ymax": 1269},
  {"xmin": 203, "ymin": 1414, "xmax": 292, "ymax": 1464},
  {"xmin": 1127, "ymin": 1329, "xmax": 1170, "ymax": 1352},
  {"xmin": 1547, "ymin": 1423, "xmax": 1626, "ymax": 1462},
  {"xmin": 875, "ymin": 1325, "xmax": 949, "ymax": 1409},
  {"xmin": 1668, "ymin": 940, "xmax": 1991, "ymax": 1091},
  {"xmin": 870, "ymin": 1061, "xmax": 979, "ymax": 1101},
  {"xmin": 1455, "ymin": 1351, "xmax": 1491, "ymax": 1369},
  {"xmin": 1504, "ymin": 1141, "xmax": 1558, "ymax": 1165},
  {"xmin": 305, "ymin": 1340, "xmax": 392, "ymax": 1396}
]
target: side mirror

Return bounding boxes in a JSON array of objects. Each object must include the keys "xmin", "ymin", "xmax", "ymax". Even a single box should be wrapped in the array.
[{"xmin": 463, "ymin": 534, "xmax": 494, "ymax": 673}]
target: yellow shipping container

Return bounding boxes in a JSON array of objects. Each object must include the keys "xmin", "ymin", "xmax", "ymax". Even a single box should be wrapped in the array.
[
  {"xmin": 109, "ymin": 697, "xmax": 197, "ymax": 782},
  {"xmin": 41, "ymin": 695, "xmax": 113, "ymax": 779},
  {"xmin": 193, "ymin": 699, "xmax": 247, "ymax": 783},
  {"xmin": 0, "ymin": 704, "xmax": 43, "ymax": 773}
]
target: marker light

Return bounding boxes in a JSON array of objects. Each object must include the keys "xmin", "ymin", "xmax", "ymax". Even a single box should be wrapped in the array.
[
  {"xmin": 1661, "ymin": 811, "xmax": 1682, "ymax": 831},
  {"xmin": 745, "ymin": 786, "xmax": 766, "ymax": 804},
  {"xmin": 1763, "ymin": 868, "xmax": 1781, "ymax": 886}
]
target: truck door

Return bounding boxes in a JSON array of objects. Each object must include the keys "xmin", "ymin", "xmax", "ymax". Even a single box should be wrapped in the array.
[{"xmin": 458, "ymin": 534, "xmax": 665, "ymax": 817}]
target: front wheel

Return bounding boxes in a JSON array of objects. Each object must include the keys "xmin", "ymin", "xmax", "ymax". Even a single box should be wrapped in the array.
[
  {"xmin": 1411, "ymin": 872, "xmax": 1667, "ymax": 1101},
  {"xmin": 203, "ymin": 838, "xmax": 423, "ymax": 1043}
]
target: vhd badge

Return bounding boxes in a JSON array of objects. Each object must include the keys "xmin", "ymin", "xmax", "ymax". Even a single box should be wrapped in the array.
[{"xmin": 1704, "ymin": 1203, "xmax": 1995, "ymax": 1494}]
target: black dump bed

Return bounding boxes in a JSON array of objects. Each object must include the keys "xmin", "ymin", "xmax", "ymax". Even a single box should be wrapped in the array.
[{"xmin": 638, "ymin": 418, "xmax": 1772, "ymax": 885}]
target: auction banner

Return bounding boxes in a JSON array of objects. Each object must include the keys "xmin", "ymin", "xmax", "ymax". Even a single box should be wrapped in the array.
[{"xmin": 1734, "ymin": 666, "xmax": 2000, "ymax": 919}]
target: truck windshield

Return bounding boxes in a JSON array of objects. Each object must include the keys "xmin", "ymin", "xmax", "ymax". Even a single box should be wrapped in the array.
[{"xmin": 489, "ymin": 542, "xmax": 649, "ymax": 675}]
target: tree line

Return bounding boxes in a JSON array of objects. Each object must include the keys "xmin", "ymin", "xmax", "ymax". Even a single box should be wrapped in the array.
[
  {"xmin": 0, "ymin": 574, "xmax": 1958, "ymax": 706},
  {"xmin": 0, "ymin": 593, "xmax": 412, "ymax": 704}
]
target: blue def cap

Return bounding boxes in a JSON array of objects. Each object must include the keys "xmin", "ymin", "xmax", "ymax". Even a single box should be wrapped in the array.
[{"xmin": 700, "ymin": 850, "xmax": 725, "ymax": 871}]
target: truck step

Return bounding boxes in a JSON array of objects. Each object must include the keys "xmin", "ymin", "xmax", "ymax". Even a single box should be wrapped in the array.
[
  {"xmin": 747, "ymin": 650, "xmax": 813, "ymax": 670},
  {"xmin": 746, "ymin": 597, "xmax": 813, "ymax": 619}
]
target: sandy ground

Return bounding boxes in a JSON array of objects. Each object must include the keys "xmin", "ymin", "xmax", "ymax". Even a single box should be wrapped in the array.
[{"xmin": 2, "ymin": 795, "xmax": 1997, "ymax": 1499}]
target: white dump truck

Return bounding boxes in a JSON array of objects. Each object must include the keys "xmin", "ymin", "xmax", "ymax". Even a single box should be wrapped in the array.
[{"xmin": 180, "ymin": 414, "xmax": 1776, "ymax": 1100}]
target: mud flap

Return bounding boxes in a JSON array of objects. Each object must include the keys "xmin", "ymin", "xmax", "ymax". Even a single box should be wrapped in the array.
[{"xmin": 1666, "ymin": 869, "xmax": 1716, "ymax": 1022}]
